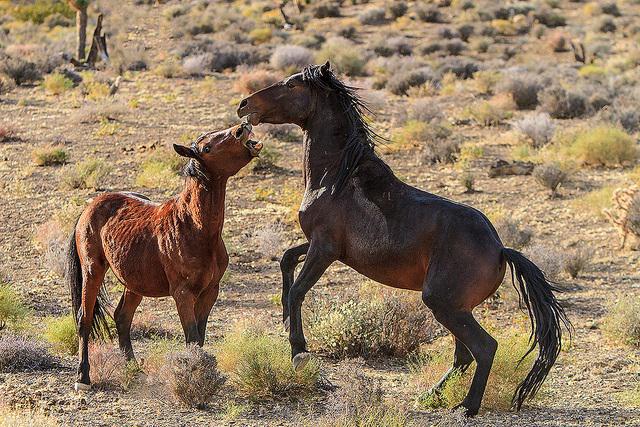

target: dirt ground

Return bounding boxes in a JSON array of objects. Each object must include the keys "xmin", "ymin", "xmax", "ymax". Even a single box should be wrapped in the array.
[{"xmin": 1, "ymin": 1, "xmax": 640, "ymax": 426}]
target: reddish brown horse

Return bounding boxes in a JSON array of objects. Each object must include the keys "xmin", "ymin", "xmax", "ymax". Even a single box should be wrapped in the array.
[
  {"xmin": 238, "ymin": 63, "xmax": 571, "ymax": 416},
  {"xmin": 64, "ymin": 123, "xmax": 262, "ymax": 390}
]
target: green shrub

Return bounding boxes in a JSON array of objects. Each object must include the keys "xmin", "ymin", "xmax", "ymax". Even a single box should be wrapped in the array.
[
  {"xmin": 0, "ymin": 284, "xmax": 29, "ymax": 330},
  {"xmin": 568, "ymin": 126, "xmax": 637, "ymax": 166},
  {"xmin": 603, "ymin": 300, "xmax": 640, "ymax": 347},
  {"xmin": 43, "ymin": 73, "xmax": 73, "ymax": 95},
  {"xmin": 306, "ymin": 287, "xmax": 437, "ymax": 359},
  {"xmin": 135, "ymin": 151, "xmax": 184, "ymax": 190},
  {"xmin": 465, "ymin": 101, "xmax": 511, "ymax": 126},
  {"xmin": 61, "ymin": 159, "xmax": 112, "ymax": 190},
  {"xmin": 43, "ymin": 314, "xmax": 78, "ymax": 355},
  {"xmin": 416, "ymin": 327, "xmax": 538, "ymax": 410},
  {"xmin": 12, "ymin": 0, "xmax": 74, "ymax": 24},
  {"xmin": 317, "ymin": 37, "xmax": 367, "ymax": 76},
  {"xmin": 32, "ymin": 146, "xmax": 68, "ymax": 166},
  {"xmin": 572, "ymin": 186, "xmax": 614, "ymax": 219},
  {"xmin": 216, "ymin": 326, "xmax": 321, "ymax": 400}
]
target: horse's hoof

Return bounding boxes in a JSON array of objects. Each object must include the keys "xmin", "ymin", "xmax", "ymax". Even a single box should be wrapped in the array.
[
  {"xmin": 74, "ymin": 382, "xmax": 91, "ymax": 392},
  {"xmin": 283, "ymin": 317, "xmax": 290, "ymax": 332},
  {"xmin": 453, "ymin": 403, "xmax": 478, "ymax": 417},
  {"xmin": 292, "ymin": 352, "xmax": 312, "ymax": 372}
]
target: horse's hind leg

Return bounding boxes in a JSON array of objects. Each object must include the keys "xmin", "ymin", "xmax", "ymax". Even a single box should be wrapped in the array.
[
  {"xmin": 280, "ymin": 242, "xmax": 309, "ymax": 328},
  {"xmin": 114, "ymin": 289, "xmax": 142, "ymax": 361},
  {"xmin": 76, "ymin": 262, "xmax": 107, "ymax": 389},
  {"xmin": 428, "ymin": 338, "xmax": 474, "ymax": 395},
  {"xmin": 430, "ymin": 308, "xmax": 497, "ymax": 416}
]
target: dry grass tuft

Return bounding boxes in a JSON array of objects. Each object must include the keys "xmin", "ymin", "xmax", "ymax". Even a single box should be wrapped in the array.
[
  {"xmin": 31, "ymin": 146, "xmax": 68, "ymax": 166},
  {"xmin": 61, "ymin": 159, "xmax": 112, "ymax": 190},
  {"xmin": 532, "ymin": 163, "xmax": 568, "ymax": 197},
  {"xmin": 43, "ymin": 314, "xmax": 78, "ymax": 355},
  {"xmin": 0, "ymin": 284, "xmax": 30, "ymax": 330},
  {"xmin": 416, "ymin": 326, "xmax": 538, "ymax": 411},
  {"xmin": 166, "ymin": 345, "xmax": 226, "ymax": 408},
  {"xmin": 603, "ymin": 299, "xmax": 640, "ymax": 347},
  {"xmin": 89, "ymin": 343, "xmax": 139, "ymax": 391},
  {"xmin": 216, "ymin": 325, "xmax": 321, "ymax": 401}
]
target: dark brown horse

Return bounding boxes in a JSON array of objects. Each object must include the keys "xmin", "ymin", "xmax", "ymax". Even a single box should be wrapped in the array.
[
  {"xmin": 238, "ymin": 63, "xmax": 570, "ymax": 416},
  {"xmin": 64, "ymin": 123, "xmax": 262, "ymax": 391}
]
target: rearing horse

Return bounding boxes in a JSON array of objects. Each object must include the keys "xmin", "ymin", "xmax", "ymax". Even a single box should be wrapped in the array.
[{"xmin": 237, "ymin": 62, "xmax": 570, "ymax": 416}]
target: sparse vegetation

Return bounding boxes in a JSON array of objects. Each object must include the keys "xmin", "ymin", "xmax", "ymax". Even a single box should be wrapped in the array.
[
  {"xmin": 32, "ymin": 146, "xmax": 68, "ymax": 166},
  {"xmin": 0, "ymin": 284, "xmax": 30, "ymax": 330},
  {"xmin": 416, "ymin": 327, "xmax": 538, "ymax": 410},
  {"xmin": 494, "ymin": 218, "xmax": 533, "ymax": 249},
  {"xmin": 568, "ymin": 126, "xmax": 637, "ymax": 167},
  {"xmin": 216, "ymin": 326, "xmax": 322, "ymax": 400},
  {"xmin": 270, "ymin": 45, "xmax": 314, "ymax": 72},
  {"xmin": 61, "ymin": 159, "xmax": 112, "ymax": 190},
  {"xmin": 43, "ymin": 314, "xmax": 78, "ymax": 355},
  {"xmin": 317, "ymin": 37, "xmax": 367, "ymax": 76},
  {"xmin": 533, "ymin": 163, "xmax": 567, "ymax": 197},
  {"xmin": 234, "ymin": 69, "xmax": 279, "ymax": 94},
  {"xmin": 603, "ymin": 300, "xmax": 640, "ymax": 347},
  {"xmin": 514, "ymin": 113, "xmax": 555, "ymax": 148},
  {"xmin": 167, "ymin": 345, "xmax": 226, "ymax": 408},
  {"xmin": 563, "ymin": 246, "xmax": 590, "ymax": 279}
]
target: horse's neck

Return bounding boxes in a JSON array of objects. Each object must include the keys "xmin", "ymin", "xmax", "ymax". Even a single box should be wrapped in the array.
[
  {"xmin": 303, "ymin": 108, "xmax": 350, "ymax": 190},
  {"xmin": 177, "ymin": 177, "xmax": 227, "ymax": 238}
]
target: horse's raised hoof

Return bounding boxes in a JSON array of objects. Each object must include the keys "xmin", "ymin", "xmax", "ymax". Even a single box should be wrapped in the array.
[
  {"xmin": 292, "ymin": 352, "xmax": 312, "ymax": 372},
  {"xmin": 283, "ymin": 316, "xmax": 290, "ymax": 332},
  {"xmin": 74, "ymin": 382, "xmax": 91, "ymax": 392}
]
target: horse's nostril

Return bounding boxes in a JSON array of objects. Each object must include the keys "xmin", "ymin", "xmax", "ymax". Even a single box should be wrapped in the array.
[
  {"xmin": 239, "ymin": 99, "xmax": 248, "ymax": 109},
  {"xmin": 235, "ymin": 127, "xmax": 244, "ymax": 138}
]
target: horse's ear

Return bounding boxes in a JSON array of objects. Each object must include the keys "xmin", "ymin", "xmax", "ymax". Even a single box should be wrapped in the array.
[
  {"xmin": 173, "ymin": 144, "xmax": 198, "ymax": 159},
  {"xmin": 320, "ymin": 61, "xmax": 331, "ymax": 74}
]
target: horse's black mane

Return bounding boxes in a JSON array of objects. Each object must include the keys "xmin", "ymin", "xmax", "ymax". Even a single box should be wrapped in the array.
[
  {"xmin": 183, "ymin": 131, "xmax": 213, "ymax": 184},
  {"xmin": 302, "ymin": 65, "xmax": 385, "ymax": 195}
]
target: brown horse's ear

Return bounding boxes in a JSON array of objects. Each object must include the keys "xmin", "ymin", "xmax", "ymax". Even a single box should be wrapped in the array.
[{"xmin": 173, "ymin": 144, "xmax": 199, "ymax": 159}]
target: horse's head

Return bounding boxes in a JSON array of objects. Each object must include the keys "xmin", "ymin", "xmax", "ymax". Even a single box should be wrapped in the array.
[
  {"xmin": 173, "ymin": 123, "xmax": 262, "ymax": 178},
  {"xmin": 237, "ymin": 62, "xmax": 333, "ymax": 127}
]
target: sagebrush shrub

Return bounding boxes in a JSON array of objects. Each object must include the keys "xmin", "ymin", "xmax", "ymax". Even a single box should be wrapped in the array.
[
  {"xmin": 270, "ymin": 45, "xmax": 314, "ymax": 72},
  {"xmin": 494, "ymin": 218, "xmax": 532, "ymax": 249},
  {"xmin": 524, "ymin": 244, "xmax": 563, "ymax": 281},
  {"xmin": 0, "ymin": 58, "xmax": 41, "ymax": 86},
  {"xmin": 311, "ymin": 1, "xmax": 341, "ymax": 18},
  {"xmin": 253, "ymin": 222, "xmax": 285, "ymax": 260},
  {"xmin": 386, "ymin": 67, "xmax": 438, "ymax": 96},
  {"xmin": 501, "ymin": 75, "xmax": 542, "ymax": 110},
  {"xmin": 0, "ymin": 284, "xmax": 29, "ymax": 330},
  {"xmin": 540, "ymin": 86, "xmax": 588, "ymax": 119},
  {"xmin": 216, "ymin": 326, "xmax": 321, "ymax": 400},
  {"xmin": 182, "ymin": 54, "xmax": 209, "ymax": 77},
  {"xmin": 568, "ymin": 125, "xmax": 637, "ymax": 166},
  {"xmin": 167, "ymin": 345, "xmax": 226, "ymax": 408},
  {"xmin": 61, "ymin": 159, "xmax": 112, "ymax": 190},
  {"xmin": 317, "ymin": 37, "xmax": 366, "ymax": 76},
  {"xmin": 0, "ymin": 334, "xmax": 56, "ymax": 373},
  {"xmin": 43, "ymin": 314, "xmax": 78, "ymax": 355},
  {"xmin": 466, "ymin": 101, "xmax": 510, "ymax": 126},
  {"xmin": 388, "ymin": 2, "xmax": 408, "ymax": 19},
  {"xmin": 359, "ymin": 7, "xmax": 386, "ymax": 25},
  {"xmin": 71, "ymin": 102, "xmax": 128, "ymax": 124},
  {"xmin": 417, "ymin": 6, "xmax": 444, "ymax": 23},
  {"xmin": 563, "ymin": 247, "xmax": 590, "ymax": 279},
  {"xmin": 603, "ymin": 300, "xmax": 640, "ymax": 347},
  {"xmin": 233, "ymin": 69, "xmax": 279, "ymax": 94},
  {"xmin": 533, "ymin": 163, "xmax": 567, "ymax": 196},
  {"xmin": 306, "ymin": 288, "xmax": 437, "ymax": 359},
  {"xmin": 89, "ymin": 343, "xmax": 131, "ymax": 390},
  {"xmin": 514, "ymin": 113, "xmax": 555, "ymax": 147},
  {"xmin": 312, "ymin": 365, "xmax": 410, "ymax": 427},
  {"xmin": 32, "ymin": 146, "xmax": 68, "ymax": 166}
]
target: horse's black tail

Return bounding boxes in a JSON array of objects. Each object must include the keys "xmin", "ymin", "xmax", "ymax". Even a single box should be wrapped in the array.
[
  {"xmin": 502, "ymin": 247, "xmax": 572, "ymax": 410},
  {"xmin": 64, "ymin": 221, "xmax": 111, "ymax": 340}
]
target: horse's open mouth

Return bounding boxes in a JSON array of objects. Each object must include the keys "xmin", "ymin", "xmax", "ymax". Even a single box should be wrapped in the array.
[{"xmin": 244, "ymin": 139, "xmax": 263, "ymax": 157}]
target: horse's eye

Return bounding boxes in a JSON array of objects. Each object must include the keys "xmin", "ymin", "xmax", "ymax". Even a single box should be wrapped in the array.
[
  {"xmin": 286, "ymin": 80, "xmax": 295, "ymax": 89},
  {"xmin": 203, "ymin": 146, "xmax": 210, "ymax": 153}
]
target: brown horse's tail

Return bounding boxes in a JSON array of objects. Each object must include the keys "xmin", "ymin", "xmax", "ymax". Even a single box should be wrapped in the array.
[
  {"xmin": 502, "ymin": 247, "xmax": 572, "ymax": 410},
  {"xmin": 64, "ymin": 221, "xmax": 111, "ymax": 340}
]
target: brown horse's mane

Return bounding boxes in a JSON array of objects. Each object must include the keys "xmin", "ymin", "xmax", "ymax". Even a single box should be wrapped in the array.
[{"xmin": 302, "ymin": 64, "xmax": 386, "ymax": 195}]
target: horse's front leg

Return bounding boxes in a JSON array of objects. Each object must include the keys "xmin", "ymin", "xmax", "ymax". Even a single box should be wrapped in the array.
[
  {"xmin": 280, "ymin": 242, "xmax": 309, "ymax": 329},
  {"xmin": 194, "ymin": 284, "xmax": 220, "ymax": 347},
  {"xmin": 287, "ymin": 240, "xmax": 335, "ymax": 371},
  {"xmin": 172, "ymin": 286, "xmax": 200, "ymax": 345}
]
